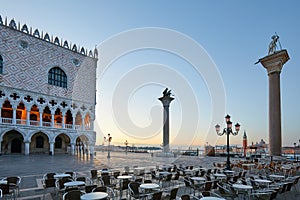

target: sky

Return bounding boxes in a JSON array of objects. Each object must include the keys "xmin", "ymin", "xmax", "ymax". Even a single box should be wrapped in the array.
[{"xmin": 1, "ymin": 0, "xmax": 300, "ymax": 148}]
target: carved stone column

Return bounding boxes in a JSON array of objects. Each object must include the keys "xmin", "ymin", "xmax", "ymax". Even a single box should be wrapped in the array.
[
  {"xmin": 258, "ymin": 50, "xmax": 289, "ymax": 156},
  {"xmin": 39, "ymin": 112, "xmax": 43, "ymax": 127},
  {"xmin": 26, "ymin": 109, "xmax": 30, "ymax": 126},
  {"xmin": 12, "ymin": 105, "xmax": 17, "ymax": 124},
  {"xmin": 49, "ymin": 142, "xmax": 54, "ymax": 156},
  {"xmin": 72, "ymin": 115, "xmax": 76, "ymax": 130},
  {"xmin": 159, "ymin": 93, "xmax": 174, "ymax": 153},
  {"xmin": 24, "ymin": 141, "xmax": 30, "ymax": 155},
  {"xmin": 71, "ymin": 142, "xmax": 75, "ymax": 155}
]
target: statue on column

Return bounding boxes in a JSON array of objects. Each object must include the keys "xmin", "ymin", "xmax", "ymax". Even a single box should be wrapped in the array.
[
  {"xmin": 162, "ymin": 88, "xmax": 172, "ymax": 97},
  {"xmin": 268, "ymin": 34, "xmax": 281, "ymax": 55}
]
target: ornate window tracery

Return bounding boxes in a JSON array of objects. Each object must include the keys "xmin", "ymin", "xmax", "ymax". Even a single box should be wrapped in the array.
[{"xmin": 48, "ymin": 67, "xmax": 67, "ymax": 88}]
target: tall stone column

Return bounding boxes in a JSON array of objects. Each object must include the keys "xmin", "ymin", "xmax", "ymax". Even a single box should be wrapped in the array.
[
  {"xmin": 39, "ymin": 112, "xmax": 43, "ymax": 127},
  {"xmin": 62, "ymin": 111, "xmax": 66, "ymax": 129},
  {"xmin": 258, "ymin": 50, "xmax": 289, "ymax": 156},
  {"xmin": 49, "ymin": 142, "xmax": 54, "ymax": 156},
  {"xmin": 12, "ymin": 105, "xmax": 17, "ymax": 124},
  {"xmin": 51, "ymin": 111, "xmax": 55, "ymax": 127},
  {"xmin": 159, "ymin": 89, "xmax": 174, "ymax": 153},
  {"xmin": 24, "ymin": 142, "xmax": 30, "ymax": 155},
  {"xmin": 72, "ymin": 115, "xmax": 76, "ymax": 130},
  {"xmin": 82, "ymin": 117, "xmax": 85, "ymax": 130},
  {"xmin": 71, "ymin": 143, "xmax": 75, "ymax": 155},
  {"xmin": 26, "ymin": 109, "xmax": 30, "ymax": 126},
  {"xmin": 89, "ymin": 145, "xmax": 95, "ymax": 157}
]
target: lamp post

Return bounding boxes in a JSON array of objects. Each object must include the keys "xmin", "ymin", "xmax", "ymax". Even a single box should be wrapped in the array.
[
  {"xmin": 215, "ymin": 114, "xmax": 240, "ymax": 170},
  {"xmin": 104, "ymin": 134, "xmax": 112, "ymax": 159},
  {"xmin": 124, "ymin": 140, "xmax": 128, "ymax": 154},
  {"xmin": 294, "ymin": 142, "xmax": 297, "ymax": 159}
]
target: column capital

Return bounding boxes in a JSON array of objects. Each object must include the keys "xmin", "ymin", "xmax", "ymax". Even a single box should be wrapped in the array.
[
  {"xmin": 258, "ymin": 49, "xmax": 289, "ymax": 75},
  {"xmin": 158, "ymin": 96, "xmax": 174, "ymax": 107}
]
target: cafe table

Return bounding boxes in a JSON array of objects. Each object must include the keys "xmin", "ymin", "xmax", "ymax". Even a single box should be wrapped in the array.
[
  {"xmin": 159, "ymin": 171, "xmax": 170, "ymax": 176},
  {"xmin": 213, "ymin": 173, "xmax": 226, "ymax": 180},
  {"xmin": 184, "ymin": 169, "xmax": 195, "ymax": 176},
  {"xmin": 64, "ymin": 181, "xmax": 85, "ymax": 188},
  {"xmin": 242, "ymin": 163, "xmax": 256, "ymax": 172},
  {"xmin": 254, "ymin": 179, "xmax": 272, "ymax": 187},
  {"xmin": 117, "ymin": 175, "xmax": 133, "ymax": 180},
  {"xmin": 269, "ymin": 174, "xmax": 285, "ymax": 181},
  {"xmin": 54, "ymin": 173, "xmax": 71, "ymax": 179},
  {"xmin": 232, "ymin": 183, "xmax": 253, "ymax": 199},
  {"xmin": 191, "ymin": 177, "xmax": 206, "ymax": 182},
  {"xmin": 140, "ymin": 183, "xmax": 160, "ymax": 190},
  {"xmin": 200, "ymin": 197, "xmax": 225, "ymax": 200},
  {"xmin": 80, "ymin": 192, "xmax": 108, "ymax": 200}
]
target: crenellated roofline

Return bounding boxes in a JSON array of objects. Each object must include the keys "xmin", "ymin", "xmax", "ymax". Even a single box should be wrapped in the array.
[{"xmin": 0, "ymin": 15, "xmax": 98, "ymax": 60}]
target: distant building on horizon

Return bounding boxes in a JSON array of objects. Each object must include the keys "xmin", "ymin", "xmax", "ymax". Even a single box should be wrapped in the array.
[
  {"xmin": 0, "ymin": 16, "xmax": 98, "ymax": 156},
  {"xmin": 242, "ymin": 130, "xmax": 247, "ymax": 157}
]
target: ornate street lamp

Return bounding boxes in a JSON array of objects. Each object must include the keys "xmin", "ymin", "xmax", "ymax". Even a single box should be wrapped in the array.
[
  {"xmin": 104, "ymin": 134, "xmax": 112, "ymax": 159},
  {"xmin": 215, "ymin": 114, "xmax": 240, "ymax": 170},
  {"xmin": 124, "ymin": 140, "xmax": 128, "ymax": 154}
]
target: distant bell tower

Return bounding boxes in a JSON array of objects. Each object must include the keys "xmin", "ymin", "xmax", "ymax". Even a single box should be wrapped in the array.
[{"xmin": 243, "ymin": 130, "xmax": 247, "ymax": 157}]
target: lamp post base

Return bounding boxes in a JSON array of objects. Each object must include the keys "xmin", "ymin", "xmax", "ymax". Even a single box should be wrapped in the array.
[{"xmin": 225, "ymin": 162, "xmax": 231, "ymax": 170}]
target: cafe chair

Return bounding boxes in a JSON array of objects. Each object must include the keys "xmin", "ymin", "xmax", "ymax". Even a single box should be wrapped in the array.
[
  {"xmin": 217, "ymin": 183, "xmax": 238, "ymax": 200},
  {"xmin": 76, "ymin": 176, "xmax": 91, "ymax": 185},
  {"xmin": 200, "ymin": 190, "xmax": 222, "ymax": 198},
  {"xmin": 183, "ymin": 177, "xmax": 194, "ymax": 194},
  {"xmin": 119, "ymin": 179, "xmax": 130, "ymax": 198},
  {"xmin": 42, "ymin": 178, "xmax": 56, "ymax": 200},
  {"xmin": 84, "ymin": 184, "xmax": 97, "ymax": 193},
  {"xmin": 99, "ymin": 175, "xmax": 117, "ymax": 189},
  {"xmin": 0, "ymin": 184, "xmax": 15, "ymax": 200},
  {"xmin": 162, "ymin": 187, "xmax": 178, "ymax": 200},
  {"xmin": 180, "ymin": 194, "xmax": 201, "ymax": 200},
  {"xmin": 56, "ymin": 178, "xmax": 72, "ymax": 199},
  {"xmin": 3, "ymin": 176, "xmax": 21, "ymax": 196},
  {"xmin": 65, "ymin": 171, "xmax": 76, "ymax": 180},
  {"xmin": 92, "ymin": 186, "xmax": 115, "ymax": 199},
  {"xmin": 128, "ymin": 182, "xmax": 148, "ymax": 200},
  {"xmin": 151, "ymin": 191, "xmax": 163, "ymax": 200},
  {"xmin": 90, "ymin": 169, "xmax": 99, "ymax": 184},
  {"xmin": 63, "ymin": 190, "xmax": 85, "ymax": 200},
  {"xmin": 43, "ymin": 173, "xmax": 56, "ymax": 180}
]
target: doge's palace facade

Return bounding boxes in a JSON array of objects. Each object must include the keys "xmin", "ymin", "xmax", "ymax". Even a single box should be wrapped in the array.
[{"xmin": 0, "ymin": 16, "xmax": 98, "ymax": 156}]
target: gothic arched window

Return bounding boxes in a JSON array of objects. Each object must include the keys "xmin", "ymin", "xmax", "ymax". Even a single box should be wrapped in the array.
[
  {"xmin": 48, "ymin": 67, "xmax": 67, "ymax": 88},
  {"xmin": 0, "ymin": 55, "xmax": 3, "ymax": 74}
]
